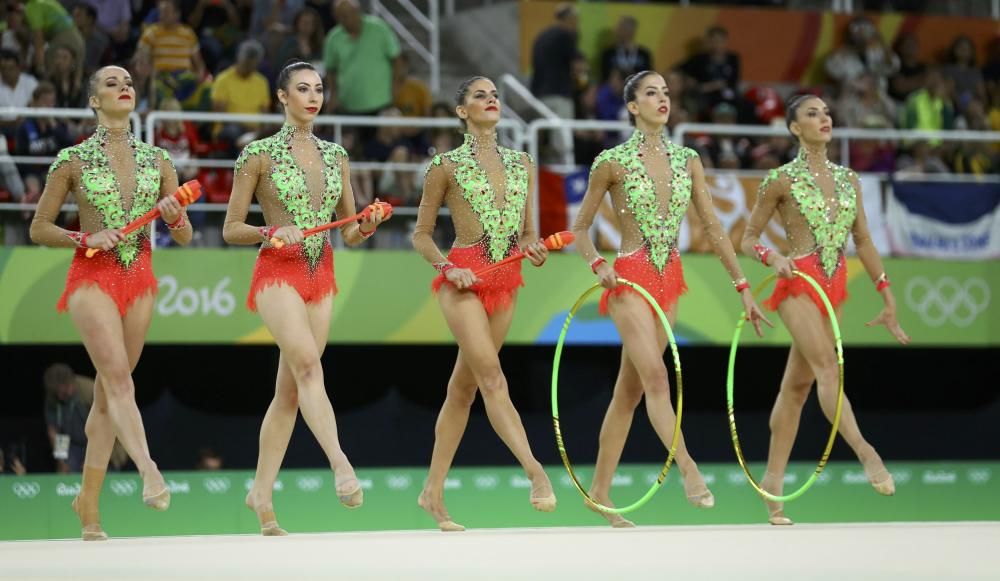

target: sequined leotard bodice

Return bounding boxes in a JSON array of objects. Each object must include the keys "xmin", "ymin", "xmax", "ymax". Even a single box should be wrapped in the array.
[
  {"xmin": 33, "ymin": 126, "xmax": 176, "ymax": 267},
  {"xmin": 413, "ymin": 132, "xmax": 537, "ymax": 265}
]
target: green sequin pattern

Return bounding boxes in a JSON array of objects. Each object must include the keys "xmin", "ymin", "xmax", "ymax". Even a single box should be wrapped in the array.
[
  {"xmin": 236, "ymin": 124, "xmax": 345, "ymax": 268},
  {"xmin": 48, "ymin": 126, "xmax": 166, "ymax": 268},
  {"xmin": 432, "ymin": 134, "xmax": 530, "ymax": 263},
  {"xmin": 591, "ymin": 130, "xmax": 697, "ymax": 272},
  {"xmin": 760, "ymin": 149, "xmax": 858, "ymax": 277}
]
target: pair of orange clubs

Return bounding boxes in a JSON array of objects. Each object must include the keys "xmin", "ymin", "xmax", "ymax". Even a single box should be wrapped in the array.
[
  {"xmin": 471, "ymin": 230, "xmax": 575, "ymax": 277},
  {"xmin": 269, "ymin": 201, "xmax": 394, "ymax": 249},
  {"xmin": 85, "ymin": 181, "xmax": 203, "ymax": 258}
]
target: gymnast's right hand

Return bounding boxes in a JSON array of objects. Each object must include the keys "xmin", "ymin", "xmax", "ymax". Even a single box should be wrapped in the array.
[
  {"xmin": 87, "ymin": 229, "xmax": 125, "ymax": 250},
  {"xmin": 770, "ymin": 254, "xmax": 795, "ymax": 279},
  {"xmin": 595, "ymin": 262, "xmax": 619, "ymax": 289},
  {"xmin": 445, "ymin": 267, "xmax": 479, "ymax": 289},
  {"xmin": 271, "ymin": 225, "xmax": 304, "ymax": 246}
]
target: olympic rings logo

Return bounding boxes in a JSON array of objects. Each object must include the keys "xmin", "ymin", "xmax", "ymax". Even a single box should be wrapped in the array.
[
  {"xmin": 474, "ymin": 475, "xmax": 499, "ymax": 490},
  {"xmin": 386, "ymin": 475, "xmax": 412, "ymax": 490},
  {"xmin": 203, "ymin": 478, "xmax": 231, "ymax": 494},
  {"xmin": 968, "ymin": 469, "xmax": 991, "ymax": 484},
  {"xmin": 109, "ymin": 479, "xmax": 138, "ymax": 496},
  {"xmin": 296, "ymin": 476, "xmax": 322, "ymax": 492},
  {"xmin": 12, "ymin": 482, "xmax": 40, "ymax": 499},
  {"xmin": 905, "ymin": 276, "xmax": 990, "ymax": 327}
]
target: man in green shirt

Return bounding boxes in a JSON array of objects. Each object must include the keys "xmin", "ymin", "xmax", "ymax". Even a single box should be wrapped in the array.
[
  {"xmin": 323, "ymin": 0, "xmax": 401, "ymax": 116},
  {"xmin": 24, "ymin": 0, "xmax": 85, "ymax": 79}
]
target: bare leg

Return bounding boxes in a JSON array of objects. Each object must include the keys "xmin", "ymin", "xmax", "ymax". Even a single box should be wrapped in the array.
[
  {"xmin": 67, "ymin": 289, "xmax": 167, "ymax": 510},
  {"xmin": 587, "ymin": 305, "xmax": 676, "ymax": 527},
  {"xmin": 765, "ymin": 296, "xmax": 895, "ymax": 523},
  {"xmin": 418, "ymin": 287, "xmax": 554, "ymax": 530},
  {"xmin": 607, "ymin": 293, "xmax": 713, "ymax": 511},
  {"xmin": 73, "ymin": 294, "xmax": 155, "ymax": 539},
  {"xmin": 419, "ymin": 294, "xmax": 516, "ymax": 531},
  {"xmin": 246, "ymin": 293, "xmax": 332, "ymax": 535},
  {"xmin": 256, "ymin": 289, "xmax": 361, "ymax": 509}
]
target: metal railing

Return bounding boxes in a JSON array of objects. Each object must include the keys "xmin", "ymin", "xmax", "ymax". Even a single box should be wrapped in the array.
[
  {"xmin": 371, "ymin": 0, "xmax": 440, "ymax": 94},
  {"xmin": 672, "ymin": 123, "xmax": 1000, "ymax": 171},
  {"xmin": 0, "ymin": 107, "xmax": 143, "ymax": 139}
]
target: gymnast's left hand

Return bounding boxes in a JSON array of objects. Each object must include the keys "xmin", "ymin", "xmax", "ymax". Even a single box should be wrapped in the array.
[
  {"xmin": 157, "ymin": 196, "xmax": 183, "ymax": 225},
  {"xmin": 360, "ymin": 198, "xmax": 391, "ymax": 232},
  {"xmin": 866, "ymin": 305, "xmax": 910, "ymax": 345},
  {"xmin": 523, "ymin": 240, "xmax": 548, "ymax": 267},
  {"xmin": 740, "ymin": 290, "xmax": 773, "ymax": 338}
]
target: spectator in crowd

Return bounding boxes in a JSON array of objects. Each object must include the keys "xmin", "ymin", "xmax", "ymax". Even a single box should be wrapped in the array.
[
  {"xmin": 128, "ymin": 50, "xmax": 155, "ymax": 116},
  {"xmin": 138, "ymin": 0, "xmax": 206, "ymax": 109},
  {"xmin": 665, "ymin": 68, "xmax": 697, "ymax": 130},
  {"xmin": 0, "ymin": 137, "xmax": 26, "ymax": 209},
  {"xmin": 48, "ymin": 45, "xmax": 85, "ymax": 109},
  {"xmin": 600, "ymin": 16, "xmax": 652, "ymax": 82},
  {"xmin": 362, "ymin": 107, "xmax": 416, "ymax": 205},
  {"xmin": 2, "ymin": 3, "xmax": 35, "ymax": 67},
  {"xmin": 889, "ymin": 33, "xmax": 926, "ymax": 103},
  {"xmin": 0, "ymin": 444, "xmax": 28, "ymax": 475},
  {"xmin": 85, "ymin": 0, "xmax": 132, "ymax": 59},
  {"xmin": 249, "ymin": 0, "xmax": 304, "ymax": 50},
  {"xmin": 155, "ymin": 97, "xmax": 207, "ymax": 184},
  {"xmin": 393, "ymin": 52, "xmax": 431, "ymax": 119},
  {"xmin": 953, "ymin": 97, "xmax": 996, "ymax": 174},
  {"xmin": 324, "ymin": 0, "xmax": 400, "ymax": 117},
  {"xmin": 837, "ymin": 71, "xmax": 896, "ymax": 129},
  {"xmin": 0, "ymin": 48, "xmax": 38, "ymax": 111},
  {"xmin": 21, "ymin": 0, "xmax": 86, "ymax": 79},
  {"xmin": 679, "ymin": 26, "xmax": 743, "ymax": 112},
  {"xmin": 571, "ymin": 82, "xmax": 607, "ymax": 166},
  {"xmin": 212, "ymin": 39, "xmax": 270, "ymax": 153},
  {"xmin": 825, "ymin": 15, "xmax": 898, "ymax": 97},
  {"xmin": 983, "ymin": 36, "xmax": 1000, "ymax": 96},
  {"xmin": 595, "ymin": 66, "xmax": 626, "ymax": 121},
  {"xmin": 896, "ymin": 140, "xmax": 950, "ymax": 175},
  {"xmin": 196, "ymin": 448, "xmax": 224, "ymax": 470},
  {"xmin": 902, "ymin": 68, "xmax": 955, "ymax": 139},
  {"xmin": 275, "ymin": 6, "xmax": 326, "ymax": 71},
  {"xmin": 184, "ymin": 0, "xmax": 246, "ymax": 74},
  {"xmin": 530, "ymin": 2, "xmax": 581, "ymax": 162},
  {"xmin": 16, "ymin": 81, "xmax": 72, "ymax": 195},
  {"xmin": 942, "ymin": 35, "xmax": 986, "ymax": 113},
  {"xmin": 43, "ymin": 363, "xmax": 93, "ymax": 473},
  {"xmin": 71, "ymin": 2, "xmax": 109, "ymax": 76}
]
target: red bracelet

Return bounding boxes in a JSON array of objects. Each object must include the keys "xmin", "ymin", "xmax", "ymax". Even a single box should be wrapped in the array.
[
  {"xmin": 359, "ymin": 225, "xmax": 376, "ymax": 239},
  {"xmin": 734, "ymin": 278, "xmax": 750, "ymax": 293},
  {"xmin": 434, "ymin": 262, "xmax": 455, "ymax": 274},
  {"xmin": 590, "ymin": 257, "xmax": 607, "ymax": 274},
  {"xmin": 753, "ymin": 244, "xmax": 772, "ymax": 265},
  {"xmin": 258, "ymin": 226, "xmax": 278, "ymax": 240},
  {"xmin": 80, "ymin": 232, "xmax": 89, "ymax": 248},
  {"xmin": 167, "ymin": 213, "xmax": 187, "ymax": 230},
  {"xmin": 875, "ymin": 273, "xmax": 890, "ymax": 292}
]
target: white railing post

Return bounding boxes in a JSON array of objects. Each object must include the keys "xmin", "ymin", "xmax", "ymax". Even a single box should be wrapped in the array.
[{"xmin": 430, "ymin": 0, "xmax": 440, "ymax": 95}]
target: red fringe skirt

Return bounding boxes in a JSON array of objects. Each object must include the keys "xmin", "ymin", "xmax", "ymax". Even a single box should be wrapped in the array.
[
  {"xmin": 57, "ymin": 238, "xmax": 158, "ymax": 316},
  {"xmin": 247, "ymin": 243, "xmax": 337, "ymax": 312},
  {"xmin": 600, "ymin": 246, "xmax": 687, "ymax": 316},
  {"xmin": 432, "ymin": 241, "xmax": 524, "ymax": 315},
  {"xmin": 763, "ymin": 251, "xmax": 848, "ymax": 317}
]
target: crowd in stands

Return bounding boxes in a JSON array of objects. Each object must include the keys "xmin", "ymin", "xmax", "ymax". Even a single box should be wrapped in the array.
[
  {"xmin": 0, "ymin": 1, "xmax": 998, "ymax": 245},
  {"xmin": 532, "ymin": 6, "xmax": 1000, "ymax": 176}
]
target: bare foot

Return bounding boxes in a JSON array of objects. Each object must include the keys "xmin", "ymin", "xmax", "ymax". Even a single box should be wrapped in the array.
[
  {"xmin": 334, "ymin": 462, "xmax": 363, "ymax": 509},
  {"xmin": 680, "ymin": 466, "xmax": 715, "ymax": 509},
  {"xmin": 417, "ymin": 489, "xmax": 464, "ymax": 532},
  {"xmin": 584, "ymin": 492, "xmax": 635, "ymax": 528},
  {"xmin": 529, "ymin": 470, "xmax": 556, "ymax": 512}
]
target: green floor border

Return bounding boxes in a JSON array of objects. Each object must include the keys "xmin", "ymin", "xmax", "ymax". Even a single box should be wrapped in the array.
[{"xmin": 1, "ymin": 461, "xmax": 995, "ymax": 540}]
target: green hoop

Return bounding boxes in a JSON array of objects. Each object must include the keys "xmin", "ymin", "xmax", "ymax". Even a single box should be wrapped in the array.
[
  {"xmin": 551, "ymin": 278, "xmax": 682, "ymax": 514},
  {"xmin": 726, "ymin": 270, "xmax": 845, "ymax": 502}
]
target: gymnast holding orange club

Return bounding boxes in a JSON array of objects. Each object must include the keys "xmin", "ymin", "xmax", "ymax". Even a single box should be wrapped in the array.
[
  {"xmin": 572, "ymin": 70, "xmax": 771, "ymax": 527},
  {"xmin": 412, "ymin": 76, "xmax": 561, "ymax": 532},
  {"xmin": 223, "ymin": 60, "xmax": 391, "ymax": 536},
  {"xmin": 30, "ymin": 65, "xmax": 196, "ymax": 541},
  {"xmin": 740, "ymin": 94, "xmax": 908, "ymax": 525}
]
